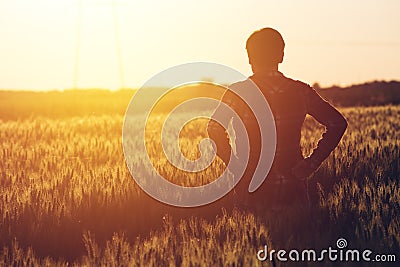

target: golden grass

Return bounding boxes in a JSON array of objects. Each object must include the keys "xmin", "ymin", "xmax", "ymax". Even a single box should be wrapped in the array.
[{"xmin": 0, "ymin": 90, "xmax": 399, "ymax": 266}]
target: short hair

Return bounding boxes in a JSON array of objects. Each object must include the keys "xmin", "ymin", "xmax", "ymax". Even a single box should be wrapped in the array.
[{"xmin": 246, "ymin": 27, "xmax": 285, "ymax": 66}]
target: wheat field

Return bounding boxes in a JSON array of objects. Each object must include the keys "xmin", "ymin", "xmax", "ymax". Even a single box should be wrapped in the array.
[{"xmin": 0, "ymin": 91, "xmax": 399, "ymax": 266}]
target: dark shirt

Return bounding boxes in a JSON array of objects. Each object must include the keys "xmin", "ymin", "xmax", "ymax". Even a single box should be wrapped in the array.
[{"xmin": 207, "ymin": 71, "xmax": 348, "ymax": 180}]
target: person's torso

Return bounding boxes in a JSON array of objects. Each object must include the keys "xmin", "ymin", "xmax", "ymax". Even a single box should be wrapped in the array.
[{"xmin": 232, "ymin": 73, "xmax": 309, "ymax": 175}]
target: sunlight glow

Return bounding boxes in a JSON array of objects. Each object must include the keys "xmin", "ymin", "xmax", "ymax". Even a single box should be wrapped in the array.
[{"xmin": 0, "ymin": 0, "xmax": 399, "ymax": 90}]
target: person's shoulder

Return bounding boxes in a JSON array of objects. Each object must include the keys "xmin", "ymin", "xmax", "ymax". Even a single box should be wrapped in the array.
[
  {"xmin": 229, "ymin": 78, "xmax": 256, "ymax": 91},
  {"xmin": 282, "ymin": 75, "xmax": 313, "ymax": 91},
  {"xmin": 223, "ymin": 78, "xmax": 259, "ymax": 99}
]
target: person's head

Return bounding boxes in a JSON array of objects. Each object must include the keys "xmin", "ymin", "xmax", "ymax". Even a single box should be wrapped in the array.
[{"xmin": 246, "ymin": 27, "xmax": 285, "ymax": 73}]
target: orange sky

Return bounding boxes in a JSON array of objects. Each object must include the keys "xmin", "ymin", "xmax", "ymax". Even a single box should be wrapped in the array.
[{"xmin": 0, "ymin": 0, "xmax": 399, "ymax": 90}]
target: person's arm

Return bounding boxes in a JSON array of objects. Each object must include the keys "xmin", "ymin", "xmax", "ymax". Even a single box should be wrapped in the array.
[
  {"xmin": 292, "ymin": 85, "xmax": 348, "ymax": 179},
  {"xmin": 206, "ymin": 91, "xmax": 234, "ymax": 166}
]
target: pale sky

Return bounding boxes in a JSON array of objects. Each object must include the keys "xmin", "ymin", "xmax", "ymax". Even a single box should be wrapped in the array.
[{"xmin": 0, "ymin": 0, "xmax": 399, "ymax": 90}]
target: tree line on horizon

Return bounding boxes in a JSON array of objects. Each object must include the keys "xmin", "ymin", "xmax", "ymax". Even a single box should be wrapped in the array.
[
  {"xmin": 315, "ymin": 80, "xmax": 400, "ymax": 106},
  {"xmin": 0, "ymin": 80, "xmax": 399, "ymax": 121}
]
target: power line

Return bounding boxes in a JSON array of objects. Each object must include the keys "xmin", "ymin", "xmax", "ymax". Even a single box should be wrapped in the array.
[
  {"xmin": 73, "ymin": 0, "xmax": 83, "ymax": 89},
  {"xmin": 73, "ymin": 0, "xmax": 125, "ymax": 89},
  {"xmin": 112, "ymin": 0, "xmax": 125, "ymax": 89}
]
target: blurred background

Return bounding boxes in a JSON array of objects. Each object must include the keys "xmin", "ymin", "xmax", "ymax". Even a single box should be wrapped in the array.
[{"xmin": 0, "ymin": 0, "xmax": 399, "ymax": 90}]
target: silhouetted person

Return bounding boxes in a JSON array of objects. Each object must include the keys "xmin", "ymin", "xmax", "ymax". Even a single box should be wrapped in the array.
[{"xmin": 207, "ymin": 28, "xmax": 347, "ymax": 212}]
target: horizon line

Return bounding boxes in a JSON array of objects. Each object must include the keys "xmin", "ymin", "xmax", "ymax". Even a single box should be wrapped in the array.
[{"xmin": 1, "ymin": 78, "xmax": 399, "ymax": 92}]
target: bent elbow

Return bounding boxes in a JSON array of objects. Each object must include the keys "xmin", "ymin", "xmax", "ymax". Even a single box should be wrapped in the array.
[{"xmin": 327, "ymin": 115, "xmax": 348, "ymax": 137}]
